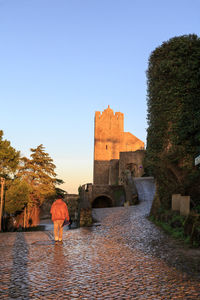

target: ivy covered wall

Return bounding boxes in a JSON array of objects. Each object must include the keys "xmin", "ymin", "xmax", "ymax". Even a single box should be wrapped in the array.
[{"xmin": 145, "ymin": 34, "xmax": 200, "ymax": 213}]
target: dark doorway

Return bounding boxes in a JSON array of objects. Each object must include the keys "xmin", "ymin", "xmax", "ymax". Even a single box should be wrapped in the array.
[{"xmin": 92, "ymin": 196, "xmax": 113, "ymax": 208}]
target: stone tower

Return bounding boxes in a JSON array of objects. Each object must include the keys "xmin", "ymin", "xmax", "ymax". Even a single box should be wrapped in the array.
[{"xmin": 93, "ymin": 105, "xmax": 144, "ymax": 184}]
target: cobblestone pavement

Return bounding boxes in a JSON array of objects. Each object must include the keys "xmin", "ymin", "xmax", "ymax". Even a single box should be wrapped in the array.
[{"xmin": 0, "ymin": 194, "xmax": 200, "ymax": 298}]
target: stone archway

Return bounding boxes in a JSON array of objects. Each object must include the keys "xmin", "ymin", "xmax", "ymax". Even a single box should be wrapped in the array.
[{"xmin": 92, "ymin": 195, "xmax": 113, "ymax": 208}]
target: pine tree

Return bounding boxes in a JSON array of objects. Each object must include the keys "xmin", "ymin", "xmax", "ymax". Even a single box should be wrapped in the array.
[
  {"xmin": 0, "ymin": 130, "xmax": 20, "ymax": 177},
  {"xmin": 18, "ymin": 144, "xmax": 57, "ymax": 207}
]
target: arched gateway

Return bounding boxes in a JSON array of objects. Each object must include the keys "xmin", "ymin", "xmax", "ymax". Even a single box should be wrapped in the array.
[{"xmin": 92, "ymin": 195, "xmax": 113, "ymax": 208}]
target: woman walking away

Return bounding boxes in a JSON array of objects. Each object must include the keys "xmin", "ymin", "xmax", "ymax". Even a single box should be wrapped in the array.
[{"xmin": 50, "ymin": 195, "xmax": 69, "ymax": 243}]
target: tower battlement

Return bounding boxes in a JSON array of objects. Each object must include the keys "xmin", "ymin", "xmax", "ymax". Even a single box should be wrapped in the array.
[
  {"xmin": 95, "ymin": 105, "xmax": 124, "ymax": 133},
  {"xmin": 93, "ymin": 106, "xmax": 144, "ymax": 184},
  {"xmin": 95, "ymin": 106, "xmax": 124, "ymax": 119}
]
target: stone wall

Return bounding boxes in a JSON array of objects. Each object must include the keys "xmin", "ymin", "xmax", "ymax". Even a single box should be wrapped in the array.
[
  {"xmin": 79, "ymin": 208, "xmax": 93, "ymax": 227},
  {"xmin": 79, "ymin": 184, "xmax": 92, "ymax": 209},
  {"xmin": 119, "ymin": 150, "xmax": 145, "ymax": 184},
  {"xmin": 64, "ymin": 194, "xmax": 79, "ymax": 222},
  {"xmin": 93, "ymin": 160, "xmax": 110, "ymax": 184},
  {"xmin": 79, "ymin": 184, "xmax": 126, "ymax": 209},
  {"xmin": 93, "ymin": 106, "xmax": 144, "ymax": 184},
  {"xmin": 109, "ymin": 159, "xmax": 119, "ymax": 185}
]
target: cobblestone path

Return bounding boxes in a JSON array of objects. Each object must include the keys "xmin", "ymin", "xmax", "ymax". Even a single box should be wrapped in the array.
[{"xmin": 0, "ymin": 199, "xmax": 200, "ymax": 299}]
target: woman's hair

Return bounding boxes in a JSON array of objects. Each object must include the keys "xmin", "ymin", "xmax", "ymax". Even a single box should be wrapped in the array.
[{"xmin": 56, "ymin": 193, "xmax": 64, "ymax": 199}]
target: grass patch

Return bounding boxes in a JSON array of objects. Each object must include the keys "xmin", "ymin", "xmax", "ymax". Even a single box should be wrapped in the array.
[{"xmin": 149, "ymin": 213, "xmax": 191, "ymax": 246}]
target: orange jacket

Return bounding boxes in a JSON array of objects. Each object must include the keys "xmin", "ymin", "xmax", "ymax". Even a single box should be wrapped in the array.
[{"xmin": 50, "ymin": 199, "xmax": 69, "ymax": 221}]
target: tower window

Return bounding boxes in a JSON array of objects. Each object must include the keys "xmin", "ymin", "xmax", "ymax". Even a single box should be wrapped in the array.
[{"xmin": 106, "ymin": 145, "xmax": 108, "ymax": 150}]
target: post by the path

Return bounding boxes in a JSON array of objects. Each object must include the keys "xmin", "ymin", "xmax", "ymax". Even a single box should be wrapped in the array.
[
  {"xmin": 195, "ymin": 154, "xmax": 200, "ymax": 166},
  {"xmin": 0, "ymin": 177, "xmax": 5, "ymax": 231},
  {"xmin": 24, "ymin": 206, "xmax": 27, "ymax": 228}
]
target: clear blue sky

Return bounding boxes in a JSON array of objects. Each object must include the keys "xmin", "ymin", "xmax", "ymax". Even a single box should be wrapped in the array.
[{"xmin": 0, "ymin": 0, "xmax": 199, "ymax": 193}]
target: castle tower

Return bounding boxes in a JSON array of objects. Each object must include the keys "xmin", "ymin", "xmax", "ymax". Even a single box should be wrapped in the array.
[
  {"xmin": 94, "ymin": 105, "xmax": 124, "ymax": 161},
  {"xmin": 93, "ymin": 106, "xmax": 144, "ymax": 184}
]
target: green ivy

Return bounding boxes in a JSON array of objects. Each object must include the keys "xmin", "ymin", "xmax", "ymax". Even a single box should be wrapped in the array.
[{"xmin": 145, "ymin": 34, "xmax": 200, "ymax": 211}]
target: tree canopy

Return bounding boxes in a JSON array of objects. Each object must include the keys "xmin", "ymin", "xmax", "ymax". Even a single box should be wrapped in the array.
[
  {"xmin": 0, "ymin": 130, "xmax": 20, "ymax": 178},
  {"xmin": 146, "ymin": 34, "xmax": 200, "ymax": 211},
  {"xmin": 5, "ymin": 179, "xmax": 31, "ymax": 214},
  {"xmin": 17, "ymin": 144, "xmax": 58, "ymax": 207},
  {"xmin": 0, "ymin": 130, "xmax": 65, "ymax": 227}
]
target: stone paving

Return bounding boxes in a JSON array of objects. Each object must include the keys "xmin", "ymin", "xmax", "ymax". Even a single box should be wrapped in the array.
[{"xmin": 0, "ymin": 188, "xmax": 200, "ymax": 299}]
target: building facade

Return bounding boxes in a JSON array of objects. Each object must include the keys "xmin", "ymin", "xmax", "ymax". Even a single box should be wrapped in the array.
[{"xmin": 93, "ymin": 105, "xmax": 144, "ymax": 185}]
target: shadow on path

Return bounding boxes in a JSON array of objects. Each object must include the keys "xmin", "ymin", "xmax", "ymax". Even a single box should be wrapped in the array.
[{"xmin": 9, "ymin": 232, "xmax": 30, "ymax": 299}]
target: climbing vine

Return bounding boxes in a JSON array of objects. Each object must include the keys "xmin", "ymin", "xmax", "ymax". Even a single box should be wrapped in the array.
[{"xmin": 145, "ymin": 34, "xmax": 200, "ymax": 212}]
